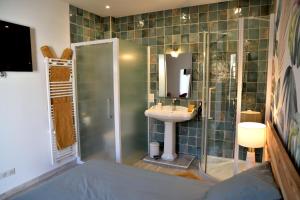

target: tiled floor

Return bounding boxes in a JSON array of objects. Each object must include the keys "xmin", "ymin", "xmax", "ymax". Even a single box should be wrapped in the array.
[
  {"xmin": 83, "ymin": 151, "xmax": 146, "ymax": 165},
  {"xmin": 135, "ymin": 155, "xmax": 253, "ymax": 182},
  {"xmin": 143, "ymin": 154, "xmax": 195, "ymax": 169},
  {"xmin": 133, "ymin": 159, "xmax": 216, "ymax": 185},
  {"xmin": 204, "ymin": 156, "xmax": 251, "ymax": 181}
]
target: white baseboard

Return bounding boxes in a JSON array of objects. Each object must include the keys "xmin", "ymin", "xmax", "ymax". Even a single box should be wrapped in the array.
[{"xmin": 0, "ymin": 159, "xmax": 77, "ymax": 200}]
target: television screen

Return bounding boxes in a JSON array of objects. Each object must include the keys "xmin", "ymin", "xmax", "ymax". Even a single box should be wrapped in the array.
[{"xmin": 0, "ymin": 20, "xmax": 32, "ymax": 72}]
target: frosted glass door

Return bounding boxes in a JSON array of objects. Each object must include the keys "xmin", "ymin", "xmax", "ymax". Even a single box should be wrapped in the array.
[
  {"xmin": 119, "ymin": 40, "xmax": 148, "ymax": 164},
  {"xmin": 76, "ymin": 43, "xmax": 115, "ymax": 161}
]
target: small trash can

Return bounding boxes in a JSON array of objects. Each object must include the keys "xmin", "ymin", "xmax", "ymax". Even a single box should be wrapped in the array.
[{"xmin": 150, "ymin": 142, "xmax": 160, "ymax": 158}]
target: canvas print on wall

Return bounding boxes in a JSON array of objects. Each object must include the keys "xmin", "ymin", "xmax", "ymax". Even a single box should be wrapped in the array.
[{"xmin": 271, "ymin": 0, "xmax": 300, "ymax": 171}]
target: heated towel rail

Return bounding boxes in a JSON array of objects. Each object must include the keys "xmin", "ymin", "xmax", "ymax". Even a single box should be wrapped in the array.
[{"xmin": 45, "ymin": 58, "xmax": 78, "ymax": 164}]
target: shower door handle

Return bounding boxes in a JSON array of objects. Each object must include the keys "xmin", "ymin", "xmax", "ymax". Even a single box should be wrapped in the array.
[
  {"xmin": 208, "ymin": 87, "xmax": 215, "ymax": 120},
  {"xmin": 107, "ymin": 98, "xmax": 113, "ymax": 119}
]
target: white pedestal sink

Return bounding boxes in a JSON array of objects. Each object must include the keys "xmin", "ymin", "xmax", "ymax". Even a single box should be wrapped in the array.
[{"xmin": 145, "ymin": 105, "xmax": 196, "ymax": 161}]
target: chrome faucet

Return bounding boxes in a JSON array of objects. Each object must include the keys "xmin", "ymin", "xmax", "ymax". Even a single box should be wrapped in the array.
[{"xmin": 172, "ymin": 98, "xmax": 177, "ymax": 111}]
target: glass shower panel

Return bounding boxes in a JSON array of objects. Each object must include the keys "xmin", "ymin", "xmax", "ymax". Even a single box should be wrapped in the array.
[
  {"xmin": 200, "ymin": 16, "xmax": 271, "ymax": 180},
  {"xmin": 200, "ymin": 32, "xmax": 209, "ymax": 173},
  {"xmin": 76, "ymin": 43, "xmax": 115, "ymax": 161},
  {"xmin": 239, "ymin": 17, "xmax": 270, "ymax": 164},
  {"xmin": 201, "ymin": 30, "xmax": 238, "ymax": 180},
  {"xmin": 119, "ymin": 40, "xmax": 148, "ymax": 164}
]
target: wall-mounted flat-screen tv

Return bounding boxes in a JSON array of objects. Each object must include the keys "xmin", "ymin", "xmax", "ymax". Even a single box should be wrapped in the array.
[{"xmin": 0, "ymin": 20, "xmax": 32, "ymax": 72}]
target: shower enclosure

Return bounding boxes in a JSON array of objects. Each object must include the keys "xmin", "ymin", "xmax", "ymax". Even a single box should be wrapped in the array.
[
  {"xmin": 72, "ymin": 39, "xmax": 148, "ymax": 165},
  {"xmin": 199, "ymin": 15, "xmax": 273, "ymax": 180}
]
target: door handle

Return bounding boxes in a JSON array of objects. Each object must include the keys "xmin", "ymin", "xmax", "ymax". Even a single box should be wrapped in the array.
[
  {"xmin": 107, "ymin": 98, "xmax": 112, "ymax": 119},
  {"xmin": 197, "ymin": 101, "xmax": 202, "ymax": 121},
  {"xmin": 208, "ymin": 87, "xmax": 215, "ymax": 120}
]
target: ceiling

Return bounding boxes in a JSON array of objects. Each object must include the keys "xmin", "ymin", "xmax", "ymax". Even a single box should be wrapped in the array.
[{"xmin": 64, "ymin": 0, "xmax": 223, "ymax": 17}]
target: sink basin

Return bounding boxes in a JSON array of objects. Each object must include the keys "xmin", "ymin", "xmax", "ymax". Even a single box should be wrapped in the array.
[
  {"xmin": 144, "ymin": 105, "xmax": 196, "ymax": 122},
  {"xmin": 145, "ymin": 105, "xmax": 196, "ymax": 161}
]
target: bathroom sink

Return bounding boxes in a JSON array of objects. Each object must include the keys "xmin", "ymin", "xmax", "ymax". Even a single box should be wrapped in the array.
[
  {"xmin": 144, "ymin": 105, "xmax": 196, "ymax": 123},
  {"xmin": 145, "ymin": 105, "xmax": 196, "ymax": 161}
]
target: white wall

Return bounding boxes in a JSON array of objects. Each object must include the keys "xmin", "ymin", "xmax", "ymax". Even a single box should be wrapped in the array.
[{"xmin": 0, "ymin": 0, "xmax": 71, "ymax": 194}]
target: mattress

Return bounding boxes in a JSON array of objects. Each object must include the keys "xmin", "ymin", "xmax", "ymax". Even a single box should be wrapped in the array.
[{"xmin": 12, "ymin": 160, "xmax": 212, "ymax": 200}]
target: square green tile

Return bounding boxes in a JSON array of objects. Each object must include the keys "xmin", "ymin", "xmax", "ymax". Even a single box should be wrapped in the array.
[
  {"xmin": 172, "ymin": 16, "xmax": 181, "ymax": 25},
  {"xmin": 181, "ymin": 25, "xmax": 190, "ymax": 34},
  {"xmin": 190, "ymin": 13, "xmax": 199, "ymax": 23},
  {"xmin": 156, "ymin": 11, "xmax": 164, "ymax": 19},
  {"xmin": 165, "ymin": 27, "xmax": 173, "ymax": 35},
  {"xmin": 190, "ymin": 24, "xmax": 198, "ymax": 33},
  {"xmin": 199, "ymin": 13, "xmax": 207, "ymax": 23},
  {"xmin": 173, "ymin": 26, "xmax": 180, "ymax": 34},
  {"xmin": 127, "ymin": 31, "xmax": 134, "ymax": 40},
  {"xmin": 181, "ymin": 34, "xmax": 189, "ymax": 43},
  {"xmin": 218, "ymin": 10, "xmax": 227, "ymax": 20},
  {"xmin": 189, "ymin": 6, "xmax": 198, "ymax": 14},
  {"xmin": 249, "ymin": 6, "xmax": 260, "ymax": 17},
  {"xmin": 149, "ymin": 18, "xmax": 156, "ymax": 28},
  {"xmin": 128, "ymin": 23, "xmax": 134, "ymax": 30},
  {"xmin": 157, "ymin": 37, "xmax": 164, "ymax": 45},
  {"xmin": 218, "ymin": 21, "xmax": 227, "ymax": 31},
  {"xmin": 165, "ymin": 17, "xmax": 172, "ymax": 26},
  {"xmin": 149, "ymin": 37, "xmax": 157, "ymax": 45},
  {"xmin": 199, "ymin": 23, "xmax": 208, "ymax": 31},
  {"xmin": 164, "ymin": 10, "xmax": 172, "ymax": 17},
  {"xmin": 199, "ymin": 5, "xmax": 209, "ymax": 12},
  {"xmin": 209, "ymin": 3, "xmax": 218, "ymax": 11},
  {"xmin": 172, "ymin": 35, "xmax": 181, "ymax": 44},
  {"xmin": 249, "ymin": 29, "xmax": 259, "ymax": 39},
  {"xmin": 218, "ymin": 2, "xmax": 228, "ymax": 10},
  {"xmin": 189, "ymin": 33, "xmax": 198, "ymax": 43},
  {"xmin": 76, "ymin": 7, "xmax": 83, "ymax": 16},
  {"xmin": 209, "ymin": 11, "xmax": 218, "ymax": 21},
  {"xmin": 156, "ymin": 18, "xmax": 164, "ymax": 27},
  {"xmin": 165, "ymin": 35, "xmax": 172, "ymax": 44}
]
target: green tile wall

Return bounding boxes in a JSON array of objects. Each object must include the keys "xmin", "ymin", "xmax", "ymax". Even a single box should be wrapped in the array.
[
  {"xmin": 69, "ymin": 0, "xmax": 273, "ymax": 161},
  {"xmin": 242, "ymin": 18, "xmax": 269, "ymax": 117},
  {"xmin": 69, "ymin": 5, "xmax": 111, "ymax": 42}
]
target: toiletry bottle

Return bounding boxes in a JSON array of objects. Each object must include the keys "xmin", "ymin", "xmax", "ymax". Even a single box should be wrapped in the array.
[{"xmin": 157, "ymin": 99, "xmax": 162, "ymax": 110}]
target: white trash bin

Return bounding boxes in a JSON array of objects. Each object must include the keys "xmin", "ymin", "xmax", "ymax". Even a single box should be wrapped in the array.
[{"xmin": 150, "ymin": 142, "xmax": 160, "ymax": 158}]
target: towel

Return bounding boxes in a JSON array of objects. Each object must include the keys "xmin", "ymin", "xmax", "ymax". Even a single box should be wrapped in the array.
[
  {"xmin": 51, "ymin": 97, "xmax": 75, "ymax": 150},
  {"xmin": 50, "ymin": 66, "xmax": 71, "ymax": 82},
  {"xmin": 175, "ymin": 171, "xmax": 202, "ymax": 181},
  {"xmin": 40, "ymin": 45, "xmax": 55, "ymax": 58},
  {"xmin": 60, "ymin": 48, "xmax": 73, "ymax": 60}
]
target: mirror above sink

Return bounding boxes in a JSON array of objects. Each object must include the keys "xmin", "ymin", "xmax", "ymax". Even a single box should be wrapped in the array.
[{"xmin": 158, "ymin": 53, "xmax": 192, "ymax": 99}]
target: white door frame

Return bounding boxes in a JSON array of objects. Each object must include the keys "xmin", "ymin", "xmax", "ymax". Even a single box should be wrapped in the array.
[{"xmin": 234, "ymin": 18, "xmax": 244, "ymax": 175}]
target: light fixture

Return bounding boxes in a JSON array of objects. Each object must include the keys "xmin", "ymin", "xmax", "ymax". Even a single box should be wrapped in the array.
[
  {"xmin": 120, "ymin": 53, "xmax": 134, "ymax": 61},
  {"xmin": 4, "ymin": 25, "xmax": 9, "ymax": 28},
  {"xmin": 105, "ymin": 5, "xmax": 110, "ymax": 9},
  {"xmin": 181, "ymin": 13, "xmax": 190, "ymax": 23},
  {"xmin": 238, "ymin": 122, "xmax": 266, "ymax": 169},
  {"xmin": 234, "ymin": 7, "xmax": 241, "ymax": 15},
  {"xmin": 137, "ymin": 20, "xmax": 144, "ymax": 28},
  {"xmin": 170, "ymin": 48, "xmax": 180, "ymax": 58},
  {"xmin": 234, "ymin": 0, "xmax": 241, "ymax": 16}
]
